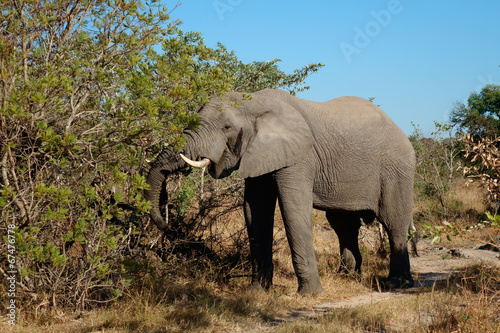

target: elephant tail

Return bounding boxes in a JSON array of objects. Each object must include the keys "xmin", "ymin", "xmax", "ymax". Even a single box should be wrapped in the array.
[{"xmin": 408, "ymin": 222, "xmax": 419, "ymax": 257}]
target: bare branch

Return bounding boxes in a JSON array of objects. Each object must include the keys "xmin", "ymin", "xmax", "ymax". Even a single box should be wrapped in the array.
[{"xmin": 2, "ymin": 149, "xmax": 29, "ymax": 223}]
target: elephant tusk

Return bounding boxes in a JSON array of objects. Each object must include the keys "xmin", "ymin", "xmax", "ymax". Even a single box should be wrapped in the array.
[{"xmin": 180, "ymin": 154, "xmax": 211, "ymax": 169}]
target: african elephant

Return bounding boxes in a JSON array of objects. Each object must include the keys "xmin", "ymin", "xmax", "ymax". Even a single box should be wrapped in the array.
[{"xmin": 145, "ymin": 88, "xmax": 415, "ymax": 294}]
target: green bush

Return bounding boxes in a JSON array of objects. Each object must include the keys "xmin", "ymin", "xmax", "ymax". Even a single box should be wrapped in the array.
[{"xmin": 0, "ymin": 0, "xmax": 323, "ymax": 310}]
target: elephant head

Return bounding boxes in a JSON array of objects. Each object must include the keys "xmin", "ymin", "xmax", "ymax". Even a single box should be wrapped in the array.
[{"xmin": 145, "ymin": 89, "xmax": 313, "ymax": 230}]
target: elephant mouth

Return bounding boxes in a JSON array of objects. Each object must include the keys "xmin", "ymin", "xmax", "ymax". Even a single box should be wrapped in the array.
[{"xmin": 213, "ymin": 163, "xmax": 239, "ymax": 179}]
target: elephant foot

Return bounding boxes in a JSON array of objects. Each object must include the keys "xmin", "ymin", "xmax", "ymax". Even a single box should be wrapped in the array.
[
  {"xmin": 379, "ymin": 275, "xmax": 414, "ymax": 290},
  {"xmin": 297, "ymin": 280, "xmax": 325, "ymax": 296}
]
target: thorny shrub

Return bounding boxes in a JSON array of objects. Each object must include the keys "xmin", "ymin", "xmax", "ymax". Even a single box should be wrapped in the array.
[
  {"xmin": 462, "ymin": 135, "xmax": 500, "ymax": 204},
  {"xmin": 0, "ymin": 0, "xmax": 209, "ymax": 310},
  {"xmin": 0, "ymin": 0, "xmax": 323, "ymax": 311},
  {"xmin": 423, "ymin": 134, "xmax": 500, "ymax": 249}
]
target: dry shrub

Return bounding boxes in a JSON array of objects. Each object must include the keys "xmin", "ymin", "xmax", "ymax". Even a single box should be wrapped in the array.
[
  {"xmin": 463, "ymin": 135, "xmax": 500, "ymax": 204},
  {"xmin": 423, "ymin": 264, "xmax": 500, "ymax": 333},
  {"xmin": 413, "ymin": 133, "xmax": 500, "ymax": 248}
]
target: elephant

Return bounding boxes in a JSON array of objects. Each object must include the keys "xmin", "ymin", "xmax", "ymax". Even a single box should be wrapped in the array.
[{"xmin": 145, "ymin": 88, "xmax": 416, "ymax": 294}]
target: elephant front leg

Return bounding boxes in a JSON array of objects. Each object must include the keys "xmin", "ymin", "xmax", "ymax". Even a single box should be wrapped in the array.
[
  {"xmin": 244, "ymin": 175, "xmax": 278, "ymax": 290},
  {"xmin": 275, "ymin": 169, "xmax": 324, "ymax": 295}
]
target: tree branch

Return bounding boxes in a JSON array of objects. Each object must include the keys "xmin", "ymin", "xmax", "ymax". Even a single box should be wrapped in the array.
[{"xmin": 5, "ymin": 147, "xmax": 30, "ymax": 225}]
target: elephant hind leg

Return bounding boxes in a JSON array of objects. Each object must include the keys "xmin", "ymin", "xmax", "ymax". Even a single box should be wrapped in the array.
[
  {"xmin": 378, "ymin": 181, "xmax": 414, "ymax": 288},
  {"xmin": 326, "ymin": 210, "xmax": 363, "ymax": 275},
  {"xmin": 378, "ymin": 216, "xmax": 414, "ymax": 288}
]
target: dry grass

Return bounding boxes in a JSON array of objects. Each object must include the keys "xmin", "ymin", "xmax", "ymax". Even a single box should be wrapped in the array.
[
  {"xmin": 276, "ymin": 264, "xmax": 500, "ymax": 333},
  {"xmin": 3, "ymin": 180, "xmax": 499, "ymax": 332},
  {"xmin": 4, "ymin": 236, "xmax": 499, "ymax": 332},
  {"xmin": 414, "ymin": 181, "xmax": 487, "ymax": 226},
  {"xmin": 9, "ymin": 265, "xmax": 498, "ymax": 333},
  {"xmin": 1, "ymin": 210, "xmax": 383, "ymax": 332}
]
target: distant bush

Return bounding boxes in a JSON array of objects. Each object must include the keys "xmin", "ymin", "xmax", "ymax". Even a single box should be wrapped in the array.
[
  {"xmin": 450, "ymin": 84, "xmax": 500, "ymax": 138},
  {"xmin": 409, "ymin": 122, "xmax": 463, "ymax": 220},
  {"xmin": 417, "ymin": 102, "xmax": 500, "ymax": 249}
]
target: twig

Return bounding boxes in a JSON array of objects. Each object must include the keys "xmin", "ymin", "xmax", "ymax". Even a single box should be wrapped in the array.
[
  {"xmin": 3, "ymin": 147, "xmax": 30, "ymax": 224},
  {"xmin": 0, "ymin": 266, "xmax": 31, "ymax": 292},
  {"xmin": 150, "ymin": 233, "xmax": 163, "ymax": 249}
]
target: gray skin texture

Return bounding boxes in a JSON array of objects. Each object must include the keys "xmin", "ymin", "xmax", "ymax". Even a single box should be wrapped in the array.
[{"xmin": 145, "ymin": 89, "xmax": 416, "ymax": 294}]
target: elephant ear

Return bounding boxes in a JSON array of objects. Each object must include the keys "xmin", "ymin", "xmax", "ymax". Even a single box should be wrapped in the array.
[{"xmin": 238, "ymin": 103, "xmax": 313, "ymax": 178}]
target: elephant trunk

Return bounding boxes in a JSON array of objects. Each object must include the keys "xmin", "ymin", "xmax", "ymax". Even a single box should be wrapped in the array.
[
  {"xmin": 145, "ymin": 125, "xmax": 222, "ymax": 231},
  {"xmin": 144, "ymin": 147, "xmax": 186, "ymax": 230}
]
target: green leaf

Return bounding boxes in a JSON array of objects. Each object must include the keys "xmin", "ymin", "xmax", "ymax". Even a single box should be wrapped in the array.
[{"xmin": 431, "ymin": 236, "xmax": 441, "ymax": 244}]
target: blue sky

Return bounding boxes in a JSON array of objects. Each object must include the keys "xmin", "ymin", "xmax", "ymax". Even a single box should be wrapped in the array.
[{"xmin": 168, "ymin": 0, "xmax": 500, "ymax": 135}]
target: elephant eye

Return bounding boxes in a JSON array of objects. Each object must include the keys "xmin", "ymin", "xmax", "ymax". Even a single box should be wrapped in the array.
[{"xmin": 223, "ymin": 125, "xmax": 232, "ymax": 131}]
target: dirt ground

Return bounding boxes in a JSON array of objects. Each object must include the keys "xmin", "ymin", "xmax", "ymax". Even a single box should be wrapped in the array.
[
  {"xmin": 3, "ymin": 220, "xmax": 498, "ymax": 332},
  {"xmin": 251, "ymin": 236, "xmax": 500, "ymax": 332}
]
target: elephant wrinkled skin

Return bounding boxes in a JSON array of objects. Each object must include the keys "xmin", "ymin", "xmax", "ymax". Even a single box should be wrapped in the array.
[{"xmin": 145, "ymin": 89, "xmax": 416, "ymax": 294}]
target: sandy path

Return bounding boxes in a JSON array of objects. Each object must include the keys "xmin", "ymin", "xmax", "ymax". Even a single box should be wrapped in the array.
[{"xmin": 251, "ymin": 239, "xmax": 499, "ymax": 331}]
